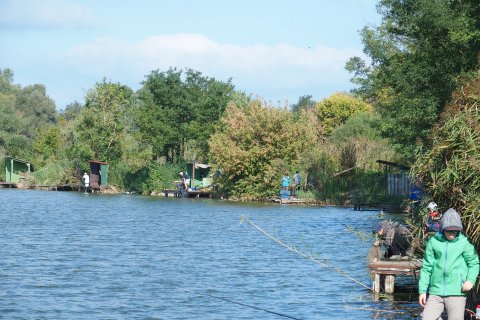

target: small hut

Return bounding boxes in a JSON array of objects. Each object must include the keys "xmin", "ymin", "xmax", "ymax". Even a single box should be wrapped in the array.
[
  {"xmin": 4, "ymin": 156, "xmax": 33, "ymax": 183},
  {"xmin": 89, "ymin": 160, "xmax": 109, "ymax": 191},
  {"xmin": 185, "ymin": 162, "xmax": 212, "ymax": 189},
  {"xmin": 376, "ymin": 160, "xmax": 411, "ymax": 197}
]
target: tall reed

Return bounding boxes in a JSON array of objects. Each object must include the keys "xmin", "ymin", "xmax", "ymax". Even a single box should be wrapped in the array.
[{"xmin": 411, "ymin": 73, "xmax": 480, "ymax": 248}]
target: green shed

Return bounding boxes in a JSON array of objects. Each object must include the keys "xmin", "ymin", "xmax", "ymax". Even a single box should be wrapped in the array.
[
  {"xmin": 89, "ymin": 160, "xmax": 109, "ymax": 189},
  {"xmin": 4, "ymin": 157, "xmax": 32, "ymax": 183},
  {"xmin": 186, "ymin": 162, "xmax": 212, "ymax": 189}
]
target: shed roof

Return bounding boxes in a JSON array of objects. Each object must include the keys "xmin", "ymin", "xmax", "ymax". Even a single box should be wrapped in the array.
[
  {"xmin": 4, "ymin": 156, "xmax": 31, "ymax": 165},
  {"xmin": 89, "ymin": 160, "xmax": 110, "ymax": 165},
  {"xmin": 376, "ymin": 160, "xmax": 410, "ymax": 171}
]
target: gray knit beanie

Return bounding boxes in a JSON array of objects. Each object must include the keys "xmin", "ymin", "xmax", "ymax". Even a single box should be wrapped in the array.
[{"xmin": 441, "ymin": 208, "xmax": 463, "ymax": 232}]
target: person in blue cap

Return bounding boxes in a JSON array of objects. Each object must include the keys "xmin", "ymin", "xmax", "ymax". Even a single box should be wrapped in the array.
[{"xmin": 372, "ymin": 220, "xmax": 412, "ymax": 259}]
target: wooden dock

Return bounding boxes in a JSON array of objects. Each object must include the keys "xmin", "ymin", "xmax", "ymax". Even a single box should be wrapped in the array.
[
  {"xmin": 369, "ymin": 259, "xmax": 422, "ymax": 293},
  {"xmin": 0, "ymin": 182, "xmax": 17, "ymax": 188},
  {"xmin": 162, "ymin": 189, "xmax": 213, "ymax": 198},
  {"xmin": 186, "ymin": 190, "xmax": 213, "ymax": 198},
  {"xmin": 271, "ymin": 197, "xmax": 306, "ymax": 204},
  {"xmin": 353, "ymin": 203, "xmax": 400, "ymax": 212},
  {"xmin": 0, "ymin": 183, "xmax": 84, "ymax": 192},
  {"xmin": 24, "ymin": 184, "xmax": 82, "ymax": 191}
]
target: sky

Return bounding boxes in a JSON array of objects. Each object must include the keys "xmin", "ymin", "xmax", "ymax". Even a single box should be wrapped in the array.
[{"xmin": 0, "ymin": 0, "xmax": 381, "ymax": 110}]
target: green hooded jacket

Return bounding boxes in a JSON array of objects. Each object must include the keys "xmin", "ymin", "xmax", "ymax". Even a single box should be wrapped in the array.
[{"xmin": 418, "ymin": 208, "xmax": 479, "ymax": 297}]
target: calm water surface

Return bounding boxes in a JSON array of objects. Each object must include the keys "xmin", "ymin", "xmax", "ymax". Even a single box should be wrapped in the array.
[{"xmin": 0, "ymin": 189, "xmax": 421, "ymax": 319}]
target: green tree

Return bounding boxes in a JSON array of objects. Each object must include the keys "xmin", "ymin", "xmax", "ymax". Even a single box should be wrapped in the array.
[
  {"xmin": 315, "ymin": 93, "xmax": 373, "ymax": 135},
  {"xmin": 183, "ymin": 69, "xmax": 235, "ymax": 160},
  {"xmin": 67, "ymin": 79, "xmax": 153, "ymax": 188},
  {"xmin": 71, "ymin": 79, "xmax": 134, "ymax": 164},
  {"xmin": 346, "ymin": 0, "xmax": 480, "ymax": 160},
  {"xmin": 291, "ymin": 95, "xmax": 316, "ymax": 113},
  {"xmin": 0, "ymin": 69, "xmax": 22, "ymax": 159},
  {"xmin": 136, "ymin": 68, "xmax": 184, "ymax": 162},
  {"xmin": 136, "ymin": 68, "xmax": 235, "ymax": 162},
  {"xmin": 33, "ymin": 125, "xmax": 61, "ymax": 166},
  {"xmin": 60, "ymin": 101, "xmax": 83, "ymax": 121},
  {"xmin": 0, "ymin": 69, "xmax": 56, "ymax": 160},
  {"xmin": 329, "ymin": 112, "xmax": 382, "ymax": 143},
  {"xmin": 15, "ymin": 84, "xmax": 57, "ymax": 137},
  {"xmin": 0, "ymin": 68, "xmax": 16, "ymax": 94}
]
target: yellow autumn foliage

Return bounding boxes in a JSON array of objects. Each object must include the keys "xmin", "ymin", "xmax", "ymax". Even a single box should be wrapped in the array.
[{"xmin": 209, "ymin": 99, "xmax": 324, "ymax": 199}]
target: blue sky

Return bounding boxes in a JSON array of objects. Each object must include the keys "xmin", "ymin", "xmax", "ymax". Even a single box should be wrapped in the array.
[{"xmin": 0, "ymin": 0, "xmax": 380, "ymax": 110}]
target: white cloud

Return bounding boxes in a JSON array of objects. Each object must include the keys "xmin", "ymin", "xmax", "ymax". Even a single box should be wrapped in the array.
[
  {"xmin": 67, "ymin": 33, "xmax": 361, "ymax": 89},
  {"xmin": 0, "ymin": 0, "xmax": 98, "ymax": 28}
]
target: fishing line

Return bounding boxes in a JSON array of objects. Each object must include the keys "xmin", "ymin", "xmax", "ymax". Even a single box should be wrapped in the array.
[
  {"xmin": 177, "ymin": 288, "xmax": 303, "ymax": 320},
  {"xmin": 240, "ymin": 216, "xmax": 373, "ymax": 291},
  {"xmin": 194, "ymin": 291, "xmax": 303, "ymax": 320}
]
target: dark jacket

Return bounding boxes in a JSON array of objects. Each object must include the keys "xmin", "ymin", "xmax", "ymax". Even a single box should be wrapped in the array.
[{"xmin": 380, "ymin": 220, "xmax": 410, "ymax": 246}]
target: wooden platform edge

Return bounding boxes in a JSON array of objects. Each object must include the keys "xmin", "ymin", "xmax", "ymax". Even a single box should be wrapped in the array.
[{"xmin": 369, "ymin": 259, "xmax": 422, "ymax": 293}]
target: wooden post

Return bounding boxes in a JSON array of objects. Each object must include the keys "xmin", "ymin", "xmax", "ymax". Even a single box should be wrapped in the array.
[
  {"xmin": 373, "ymin": 273, "xmax": 381, "ymax": 292},
  {"xmin": 191, "ymin": 163, "xmax": 195, "ymax": 189},
  {"xmin": 385, "ymin": 275, "xmax": 395, "ymax": 293}
]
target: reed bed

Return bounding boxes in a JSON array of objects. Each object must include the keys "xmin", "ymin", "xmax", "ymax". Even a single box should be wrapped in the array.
[{"xmin": 411, "ymin": 74, "xmax": 480, "ymax": 249}]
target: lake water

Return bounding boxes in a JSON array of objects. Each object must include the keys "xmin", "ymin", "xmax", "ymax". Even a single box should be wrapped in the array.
[{"xmin": 0, "ymin": 189, "xmax": 421, "ymax": 319}]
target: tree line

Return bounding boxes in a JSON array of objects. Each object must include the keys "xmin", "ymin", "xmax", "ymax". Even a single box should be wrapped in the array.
[
  {"xmin": 0, "ymin": 65, "xmax": 390, "ymax": 200},
  {"xmin": 1, "ymin": 0, "xmax": 480, "ymax": 240}
]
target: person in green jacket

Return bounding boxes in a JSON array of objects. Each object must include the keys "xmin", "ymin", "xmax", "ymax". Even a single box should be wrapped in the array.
[{"xmin": 418, "ymin": 208, "xmax": 479, "ymax": 320}]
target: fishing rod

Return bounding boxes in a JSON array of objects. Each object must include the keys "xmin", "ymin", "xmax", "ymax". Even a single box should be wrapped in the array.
[{"xmin": 240, "ymin": 216, "xmax": 373, "ymax": 292}]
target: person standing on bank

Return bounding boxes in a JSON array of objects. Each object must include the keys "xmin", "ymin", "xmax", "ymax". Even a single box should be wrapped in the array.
[
  {"xmin": 281, "ymin": 173, "xmax": 291, "ymax": 191},
  {"xmin": 418, "ymin": 208, "xmax": 479, "ymax": 320},
  {"xmin": 293, "ymin": 171, "xmax": 301, "ymax": 195},
  {"xmin": 82, "ymin": 172, "xmax": 90, "ymax": 193}
]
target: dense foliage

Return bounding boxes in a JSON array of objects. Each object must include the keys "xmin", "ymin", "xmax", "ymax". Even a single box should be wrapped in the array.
[
  {"xmin": 315, "ymin": 92, "xmax": 373, "ymax": 135},
  {"xmin": 136, "ymin": 68, "xmax": 235, "ymax": 163},
  {"xmin": 0, "ymin": 68, "xmax": 57, "ymax": 161},
  {"xmin": 209, "ymin": 100, "xmax": 323, "ymax": 199},
  {"xmin": 346, "ymin": 0, "xmax": 480, "ymax": 160},
  {"xmin": 1, "ymin": 66, "xmax": 390, "ymax": 201},
  {"xmin": 0, "ymin": 68, "xmax": 237, "ymax": 193}
]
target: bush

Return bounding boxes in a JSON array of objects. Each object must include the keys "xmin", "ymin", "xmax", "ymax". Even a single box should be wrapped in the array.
[
  {"xmin": 30, "ymin": 160, "xmax": 77, "ymax": 185},
  {"xmin": 110, "ymin": 161, "xmax": 185, "ymax": 194}
]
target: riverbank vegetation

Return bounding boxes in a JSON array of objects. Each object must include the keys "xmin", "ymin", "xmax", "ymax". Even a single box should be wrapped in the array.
[
  {"xmin": 347, "ymin": 0, "xmax": 480, "ymax": 250},
  {"xmin": 1, "ymin": 1, "xmax": 480, "ymax": 248},
  {"xmin": 0, "ymin": 67, "xmax": 399, "ymax": 204}
]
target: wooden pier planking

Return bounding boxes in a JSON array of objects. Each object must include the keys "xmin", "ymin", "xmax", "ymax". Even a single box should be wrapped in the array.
[
  {"xmin": 0, "ymin": 182, "xmax": 17, "ymax": 188},
  {"xmin": 185, "ymin": 190, "xmax": 213, "ymax": 198},
  {"xmin": 162, "ymin": 189, "xmax": 213, "ymax": 198},
  {"xmin": 271, "ymin": 197, "xmax": 306, "ymax": 204},
  {"xmin": 353, "ymin": 203, "xmax": 400, "ymax": 212}
]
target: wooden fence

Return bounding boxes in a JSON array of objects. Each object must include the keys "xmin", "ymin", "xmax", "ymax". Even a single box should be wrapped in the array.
[{"xmin": 387, "ymin": 173, "xmax": 410, "ymax": 196}]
